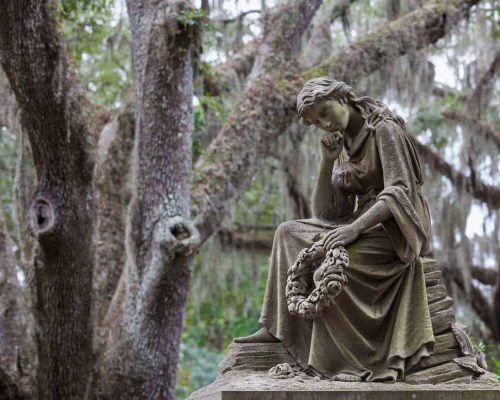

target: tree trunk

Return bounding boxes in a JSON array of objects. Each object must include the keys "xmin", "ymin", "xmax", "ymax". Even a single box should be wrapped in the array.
[
  {"xmin": 0, "ymin": 2, "xmax": 96, "ymax": 398},
  {"xmin": 93, "ymin": 107, "xmax": 135, "ymax": 324},
  {"xmin": 99, "ymin": 1, "xmax": 201, "ymax": 398},
  {"xmin": 0, "ymin": 209, "xmax": 32, "ymax": 397}
]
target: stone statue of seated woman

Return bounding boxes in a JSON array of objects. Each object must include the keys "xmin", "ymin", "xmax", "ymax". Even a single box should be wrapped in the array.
[{"xmin": 232, "ymin": 77, "xmax": 484, "ymax": 383}]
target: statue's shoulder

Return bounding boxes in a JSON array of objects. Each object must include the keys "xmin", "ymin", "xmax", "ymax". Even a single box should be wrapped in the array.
[{"xmin": 366, "ymin": 106, "xmax": 405, "ymax": 133}]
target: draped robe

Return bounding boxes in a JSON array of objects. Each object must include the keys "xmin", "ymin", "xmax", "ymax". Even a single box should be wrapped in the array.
[{"xmin": 259, "ymin": 111, "xmax": 435, "ymax": 382}]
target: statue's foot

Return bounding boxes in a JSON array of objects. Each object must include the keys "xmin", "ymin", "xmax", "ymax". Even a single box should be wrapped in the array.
[
  {"xmin": 233, "ymin": 327, "xmax": 280, "ymax": 343},
  {"xmin": 331, "ymin": 373, "xmax": 362, "ymax": 382}
]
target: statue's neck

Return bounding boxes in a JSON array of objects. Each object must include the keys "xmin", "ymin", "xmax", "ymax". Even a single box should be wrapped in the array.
[{"xmin": 345, "ymin": 105, "xmax": 365, "ymax": 138}]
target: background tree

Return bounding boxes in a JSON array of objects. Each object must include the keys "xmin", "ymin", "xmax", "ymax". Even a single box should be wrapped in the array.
[{"xmin": 0, "ymin": 0, "xmax": 497, "ymax": 399}]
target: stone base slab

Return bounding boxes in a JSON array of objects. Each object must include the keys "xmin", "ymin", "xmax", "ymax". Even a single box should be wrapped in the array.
[
  {"xmin": 203, "ymin": 390, "xmax": 500, "ymax": 400},
  {"xmin": 187, "ymin": 370, "xmax": 500, "ymax": 400}
]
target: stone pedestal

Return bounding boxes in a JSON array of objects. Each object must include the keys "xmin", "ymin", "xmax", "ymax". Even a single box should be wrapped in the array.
[
  {"xmin": 187, "ymin": 368, "xmax": 500, "ymax": 399},
  {"xmin": 187, "ymin": 258, "xmax": 500, "ymax": 399}
]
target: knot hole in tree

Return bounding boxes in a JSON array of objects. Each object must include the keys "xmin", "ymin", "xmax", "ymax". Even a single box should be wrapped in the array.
[
  {"xmin": 30, "ymin": 197, "xmax": 55, "ymax": 234},
  {"xmin": 170, "ymin": 223, "xmax": 191, "ymax": 240}
]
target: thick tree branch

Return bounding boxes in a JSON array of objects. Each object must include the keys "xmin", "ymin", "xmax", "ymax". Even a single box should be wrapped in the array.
[
  {"xmin": 205, "ymin": 0, "xmax": 361, "ymax": 96},
  {"xmin": 431, "ymin": 83, "xmax": 467, "ymax": 101},
  {"xmin": 442, "ymin": 261, "xmax": 495, "ymax": 335},
  {"xmin": 214, "ymin": 9, "xmax": 261, "ymax": 25},
  {"xmin": 193, "ymin": 0, "xmax": 482, "ymax": 243},
  {"xmin": 218, "ymin": 228, "xmax": 273, "ymax": 251},
  {"xmin": 471, "ymin": 265, "xmax": 497, "ymax": 286},
  {"xmin": 93, "ymin": 107, "xmax": 134, "ymax": 324},
  {"xmin": 302, "ymin": 0, "xmax": 358, "ymax": 68},
  {"xmin": 411, "ymin": 134, "xmax": 500, "ymax": 208},
  {"xmin": 308, "ymin": 0, "xmax": 480, "ymax": 81},
  {"xmin": 0, "ymin": 1, "xmax": 96, "ymax": 398},
  {"xmin": 442, "ymin": 109, "xmax": 500, "ymax": 149},
  {"xmin": 203, "ymin": 40, "xmax": 260, "ymax": 96},
  {"xmin": 282, "ymin": 157, "xmax": 312, "ymax": 219},
  {"xmin": 192, "ymin": 0, "xmax": 323, "ymax": 244},
  {"xmin": 465, "ymin": 49, "xmax": 500, "ymax": 118}
]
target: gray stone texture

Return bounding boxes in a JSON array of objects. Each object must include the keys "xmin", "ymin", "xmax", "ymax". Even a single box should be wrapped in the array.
[{"xmin": 187, "ymin": 369, "xmax": 500, "ymax": 399}]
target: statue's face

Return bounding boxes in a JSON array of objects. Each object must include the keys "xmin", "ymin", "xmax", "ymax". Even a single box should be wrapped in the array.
[{"xmin": 302, "ymin": 99, "xmax": 349, "ymax": 133}]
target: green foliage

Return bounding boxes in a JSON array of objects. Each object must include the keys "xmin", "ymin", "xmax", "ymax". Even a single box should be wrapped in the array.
[
  {"xmin": 413, "ymin": 106, "xmax": 444, "ymax": 134},
  {"xmin": 411, "ymin": 106, "xmax": 448, "ymax": 149},
  {"xmin": 176, "ymin": 339, "xmax": 224, "ymax": 399},
  {"xmin": 193, "ymin": 95, "xmax": 229, "ymax": 158},
  {"xmin": 235, "ymin": 164, "xmax": 286, "ymax": 227},
  {"xmin": 177, "ymin": 242, "xmax": 271, "ymax": 397},
  {"xmin": 176, "ymin": 8, "xmax": 206, "ymax": 27},
  {"xmin": 59, "ymin": 0, "xmax": 131, "ymax": 107},
  {"xmin": 0, "ymin": 127, "xmax": 17, "ymax": 232},
  {"xmin": 472, "ymin": 338, "xmax": 500, "ymax": 380},
  {"xmin": 486, "ymin": 3, "xmax": 500, "ymax": 39},
  {"xmin": 197, "ymin": 96, "xmax": 229, "ymax": 124}
]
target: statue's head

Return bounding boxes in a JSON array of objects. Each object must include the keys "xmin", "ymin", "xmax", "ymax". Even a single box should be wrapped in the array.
[{"xmin": 296, "ymin": 77, "xmax": 356, "ymax": 133}]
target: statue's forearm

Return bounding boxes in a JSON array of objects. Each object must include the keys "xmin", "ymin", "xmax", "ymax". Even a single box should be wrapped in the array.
[
  {"xmin": 311, "ymin": 160, "xmax": 335, "ymax": 220},
  {"xmin": 350, "ymin": 200, "xmax": 392, "ymax": 234}
]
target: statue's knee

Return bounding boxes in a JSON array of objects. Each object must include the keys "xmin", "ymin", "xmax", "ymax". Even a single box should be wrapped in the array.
[{"xmin": 275, "ymin": 220, "xmax": 295, "ymax": 239}]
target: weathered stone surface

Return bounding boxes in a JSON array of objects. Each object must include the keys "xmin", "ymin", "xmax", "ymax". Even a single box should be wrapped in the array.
[
  {"xmin": 425, "ymin": 270, "xmax": 443, "ymax": 287},
  {"xmin": 218, "ymin": 343, "xmax": 295, "ymax": 375},
  {"xmin": 412, "ymin": 349, "xmax": 462, "ymax": 370},
  {"xmin": 405, "ymin": 361, "xmax": 472, "ymax": 384},
  {"xmin": 429, "ymin": 297, "xmax": 454, "ymax": 317},
  {"xmin": 187, "ymin": 369, "xmax": 500, "ymax": 399},
  {"xmin": 199, "ymin": 258, "xmax": 490, "ymax": 399},
  {"xmin": 434, "ymin": 331, "xmax": 460, "ymax": 353},
  {"xmin": 431, "ymin": 308, "xmax": 455, "ymax": 335},
  {"xmin": 427, "ymin": 284, "xmax": 448, "ymax": 304},
  {"xmin": 422, "ymin": 258, "xmax": 440, "ymax": 274}
]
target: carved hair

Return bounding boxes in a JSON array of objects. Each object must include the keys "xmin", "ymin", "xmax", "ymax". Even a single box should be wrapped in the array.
[
  {"xmin": 296, "ymin": 76, "xmax": 422, "ymax": 184},
  {"xmin": 296, "ymin": 76, "xmax": 402, "ymax": 129}
]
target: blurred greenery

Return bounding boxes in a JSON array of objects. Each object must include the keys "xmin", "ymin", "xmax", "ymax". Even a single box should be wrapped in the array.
[
  {"xmin": 60, "ymin": 0, "xmax": 131, "ymax": 107},
  {"xmin": 0, "ymin": 127, "xmax": 18, "ymax": 232},
  {"xmin": 472, "ymin": 338, "xmax": 500, "ymax": 380},
  {"xmin": 176, "ymin": 242, "xmax": 270, "ymax": 398}
]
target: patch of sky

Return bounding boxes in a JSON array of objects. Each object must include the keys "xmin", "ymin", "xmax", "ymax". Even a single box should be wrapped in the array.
[{"xmin": 466, "ymin": 202, "xmax": 495, "ymax": 238}]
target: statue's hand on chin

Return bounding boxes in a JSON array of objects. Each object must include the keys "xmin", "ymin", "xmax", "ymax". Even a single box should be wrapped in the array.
[
  {"xmin": 320, "ymin": 132, "xmax": 343, "ymax": 162},
  {"xmin": 320, "ymin": 223, "xmax": 360, "ymax": 250}
]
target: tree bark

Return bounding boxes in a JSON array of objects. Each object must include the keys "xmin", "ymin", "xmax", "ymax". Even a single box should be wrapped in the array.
[
  {"xmin": 202, "ymin": 40, "xmax": 260, "ymax": 96},
  {"xmin": 0, "ymin": 210, "xmax": 32, "ymax": 398},
  {"xmin": 100, "ymin": 1, "xmax": 201, "ymax": 399},
  {"xmin": 442, "ymin": 261, "xmax": 496, "ymax": 336},
  {"xmin": 93, "ymin": 107, "xmax": 135, "ymax": 324},
  {"xmin": 192, "ymin": 0, "xmax": 323, "ymax": 244},
  {"xmin": 13, "ymin": 131, "xmax": 36, "ymax": 277},
  {"xmin": 308, "ymin": 0, "xmax": 480, "ymax": 81},
  {"xmin": 0, "ymin": 368, "xmax": 30, "ymax": 400},
  {"xmin": 0, "ymin": 2, "xmax": 96, "ymax": 398},
  {"xmin": 411, "ymin": 134, "xmax": 500, "ymax": 208},
  {"xmin": 471, "ymin": 265, "xmax": 497, "ymax": 286},
  {"xmin": 0, "ymin": 67, "xmax": 17, "ymax": 129},
  {"xmin": 465, "ymin": 49, "xmax": 500, "ymax": 119}
]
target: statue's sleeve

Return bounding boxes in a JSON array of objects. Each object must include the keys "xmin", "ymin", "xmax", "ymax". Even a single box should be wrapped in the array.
[{"xmin": 374, "ymin": 120, "xmax": 428, "ymax": 262}]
